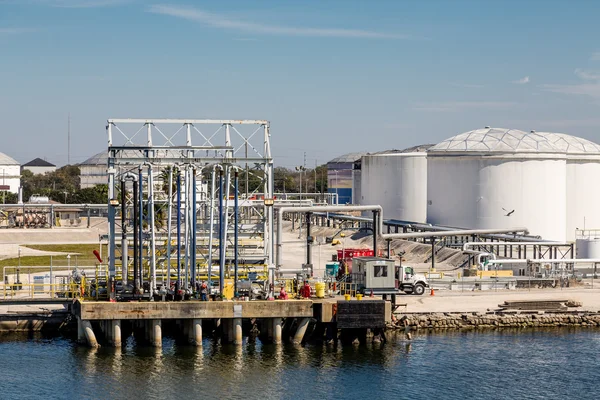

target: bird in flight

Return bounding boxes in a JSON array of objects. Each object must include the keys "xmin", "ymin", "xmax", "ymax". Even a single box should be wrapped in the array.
[{"xmin": 502, "ymin": 208, "xmax": 515, "ymax": 217}]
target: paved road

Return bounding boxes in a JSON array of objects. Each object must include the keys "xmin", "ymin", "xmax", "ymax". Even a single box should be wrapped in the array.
[{"xmin": 397, "ymin": 287, "xmax": 600, "ymax": 313}]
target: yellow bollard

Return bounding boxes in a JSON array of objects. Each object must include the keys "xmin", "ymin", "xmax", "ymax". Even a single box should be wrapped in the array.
[
  {"xmin": 356, "ymin": 294, "xmax": 363, "ymax": 301},
  {"xmin": 344, "ymin": 294, "xmax": 351, "ymax": 301}
]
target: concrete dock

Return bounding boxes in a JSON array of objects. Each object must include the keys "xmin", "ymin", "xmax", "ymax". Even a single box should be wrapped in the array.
[{"xmin": 71, "ymin": 299, "xmax": 391, "ymax": 348}]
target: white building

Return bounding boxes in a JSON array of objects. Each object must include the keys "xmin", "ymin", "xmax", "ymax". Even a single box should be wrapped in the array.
[
  {"xmin": 360, "ymin": 145, "xmax": 431, "ymax": 223},
  {"xmin": 0, "ymin": 152, "xmax": 21, "ymax": 194},
  {"xmin": 22, "ymin": 158, "xmax": 56, "ymax": 175},
  {"xmin": 327, "ymin": 152, "xmax": 365, "ymax": 204}
]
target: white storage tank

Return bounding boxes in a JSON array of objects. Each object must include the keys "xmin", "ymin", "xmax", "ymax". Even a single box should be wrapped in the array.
[
  {"xmin": 427, "ymin": 128, "xmax": 567, "ymax": 241},
  {"xmin": 0, "ymin": 152, "xmax": 21, "ymax": 194},
  {"xmin": 542, "ymin": 132, "xmax": 600, "ymax": 242},
  {"xmin": 576, "ymin": 238, "xmax": 600, "ymax": 259},
  {"xmin": 360, "ymin": 145, "xmax": 430, "ymax": 223}
]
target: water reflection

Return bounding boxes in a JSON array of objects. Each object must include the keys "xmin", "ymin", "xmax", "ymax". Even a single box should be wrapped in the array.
[{"xmin": 3, "ymin": 329, "xmax": 600, "ymax": 400}]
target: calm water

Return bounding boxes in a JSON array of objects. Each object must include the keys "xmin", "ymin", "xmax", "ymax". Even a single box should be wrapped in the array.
[{"xmin": 1, "ymin": 329, "xmax": 599, "ymax": 399}]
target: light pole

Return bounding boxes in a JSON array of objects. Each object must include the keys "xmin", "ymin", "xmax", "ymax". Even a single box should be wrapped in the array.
[
  {"xmin": 295, "ymin": 166, "xmax": 306, "ymax": 239},
  {"xmin": 334, "ymin": 170, "xmax": 339, "ymax": 205},
  {"xmin": 295, "ymin": 166, "xmax": 306, "ymax": 200}
]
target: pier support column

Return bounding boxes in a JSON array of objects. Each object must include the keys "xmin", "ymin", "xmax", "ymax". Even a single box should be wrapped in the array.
[
  {"xmin": 192, "ymin": 319, "xmax": 203, "ymax": 346},
  {"xmin": 81, "ymin": 320, "xmax": 98, "ymax": 348},
  {"xmin": 184, "ymin": 319, "xmax": 203, "ymax": 345},
  {"xmin": 293, "ymin": 318, "xmax": 310, "ymax": 344},
  {"xmin": 110, "ymin": 320, "xmax": 122, "ymax": 347},
  {"xmin": 233, "ymin": 318, "xmax": 243, "ymax": 345},
  {"xmin": 77, "ymin": 317, "xmax": 86, "ymax": 344},
  {"xmin": 272, "ymin": 318, "xmax": 282, "ymax": 344},
  {"xmin": 149, "ymin": 320, "xmax": 162, "ymax": 347}
]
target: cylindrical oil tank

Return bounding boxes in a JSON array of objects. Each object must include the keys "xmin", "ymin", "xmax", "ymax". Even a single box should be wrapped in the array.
[
  {"xmin": 360, "ymin": 146, "xmax": 430, "ymax": 223},
  {"xmin": 427, "ymin": 128, "xmax": 567, "ymax": 241},
  {"xmin": 576, "ymin": 238, "xmax": 600, "ymax": 259},
  {"xmin": 541, "ymin": 132, "xmax": 600, "ymax": 242},
  {"xmin": 566, "ymin": 161, "xmax": 600, "ymax": 241}
]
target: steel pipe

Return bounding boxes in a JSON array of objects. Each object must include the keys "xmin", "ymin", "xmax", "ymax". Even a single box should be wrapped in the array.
[
  {"xmin": 234, "ymin": 171, "xmax": 239, "ymax": 296},
  {"xmin": 138, "ymin": 167, "xmax": 143, "ymax": 293},
  {"xmin": 176, "ymin": 172, "xmax": 181, "ymax": 294},
  {"xmin": 462, "ymin": 241, "xmax": 568, "ymax": 252},
  {"xmin": 218, "ymin": 169, "xmax": 224, "ymax": 294}
]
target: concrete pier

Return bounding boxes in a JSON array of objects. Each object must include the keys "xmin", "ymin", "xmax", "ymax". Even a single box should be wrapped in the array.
[
  {"xmin": 81, "ymin": 319, "xmax": 98, "ymax": 348},
  {"xmin": 69, "ymin": 299, "xmax": 391, "ymax": 348},
  {"xmin": 149, "ymin": 320, "xmax": 162, "ymax": 347},
  {"xmin": 293, "ymin": 317, "xmax": 310, "ymax": 344},
  {"xmin": 233, "ymin": 318, "xmax": 243, "ymax": 345},
  {"xmin": 183, "ymin": 319, "xmax": 202, "ymax": 345},
  {"xmin": 272, "ymin": 318, "xmax": 282, "ymax": 344},
  {"xmin": 110, "ymin": 320, "xmax": 122, "ymax": 347},
  {"xmin": 77, "ymin": 317, "xmax": 86, "ymax": 344}
]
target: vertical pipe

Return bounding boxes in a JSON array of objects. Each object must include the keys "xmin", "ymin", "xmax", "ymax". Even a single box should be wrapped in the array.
[
  {"xmin": 207, "ymin": 168, "xmax": 216, "ymax": 288},
  {"xmin": 218, "ymin": 170, "xmax": 224, "ymax": 294},
  {"xmin": 166, "ymin": 167, "xmax": 173, "ymax": 290},
  {"xmin": 223, "ymin": 167, "xmax": 231, "ymax": 279},
  {"xmin": 176, "ymin": 172, "xmax": 182, "ymax": 294},
  {"xmin": 234, "ymin": 171, "xmax": 239, "ymax": 295},
  {"xmin": 387, "ymin": 225, "xmax": 392, "ymax": 258},
  {"xmin": 121, "ymin": 180, "xmax": 128, "ymax": 286},
  {"xmin": 184, "ymin": 168, "xmax": 190, "ymax": 290},
  {"xmin": 372, "ymin": 210, "xmax": 378, "ymax": 256},
  {"xmin": 148, "ymin": 165, "xmax": 156, "ymax": 294},
  {"xmin": 431, "ymin": 238, "xmax": 436, "ymax": 271},
  {"xmin": 191, "ymin": 168, "xmax": 197, "ymax": 288},
  {"xmin": 133, "ymin": 178, "xmax": 138, "ymax": 295},
  {"xmin": 269, "ymin": 163, "xmax": 275, "ymax": 268},
  {"xmin": 138, "ymin": 167, "xmax": 143, "ymax": 292},
  {"xmin": 306, "ymin": 212, "xmax": 312, "ymax": 266}
]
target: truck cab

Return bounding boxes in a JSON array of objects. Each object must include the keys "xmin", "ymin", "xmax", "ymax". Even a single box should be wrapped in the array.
[
  {"xmin": 397, "ymin": 265, "xmax": 429, "ymax": 295},
  {"xmin": 352, "ymin": 257, "xmax": 429, "ymax": 296}
]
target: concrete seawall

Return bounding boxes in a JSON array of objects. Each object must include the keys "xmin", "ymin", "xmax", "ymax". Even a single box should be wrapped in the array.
[{"xmin": 392, "ymin": 312, "xmax": 600, "ymax": 331}]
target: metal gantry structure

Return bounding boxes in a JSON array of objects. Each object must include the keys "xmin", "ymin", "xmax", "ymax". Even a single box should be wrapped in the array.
[{"xmin": 106, "ymin": 119, "xmax": 274, "ymax": 300}]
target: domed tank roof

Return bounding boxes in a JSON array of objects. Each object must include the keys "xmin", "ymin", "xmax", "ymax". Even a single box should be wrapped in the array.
[
  {"xmin": 0, "ymin": 152, "xmax": 19, "ymax": 165},
  {"xmin": 367, "ymin": 144, "xmax": 434, "ymax": 155},
  {"xmin": 328, "ymin": 152, "xmax": 366, "ymax": 164},
  {"xmin": 538, "ymin": 132, "xmax": 600, "ymax": 154},
  {"xmin": 80, "ymin": 151, "xmax": 108, "ymax": 166},
  {"xmin": 430, "ymin": 127, "xmax": 561, "ymax": 154}
]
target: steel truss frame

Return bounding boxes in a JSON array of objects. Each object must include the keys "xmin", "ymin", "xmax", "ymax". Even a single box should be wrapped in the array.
[{"xmin": 106, "ymin": 119, "xmax": 274, "ymax": 299}]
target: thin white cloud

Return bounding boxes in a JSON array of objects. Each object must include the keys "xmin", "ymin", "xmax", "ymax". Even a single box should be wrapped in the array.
[
  {"xmin": 412, "ymin": 101, "xmax": 517, "ymax": 112},
  {"xmin": 542, "ymin": 69, "xmax": 600, "ymax": 98},
  {"xmin": 542, "ymin": 82, "xmax": 600, "ymax": 98},
  {"xmin": 574, "ymin": 68, "xmax": 600, "ymax": 81},
  {"xmin": 591, "ymin": 52, "xmax": 600, "ymax": 61},
  {"xmin": 449, "ymin": 82, "xmax": 484, "ymax": 89},
  {"xmin": 0, "ymin": 27, "xmax": 35, "ymax": 34},
  {"xmin": 148, "ymin": 4, "xmax": 412, "ymax": 39},
  {"xmin": 0, "ymin": 0, "xmax": 130, "ymax": 7},
  {"xmin": 512, "ymin": 76, "xmax": 530, "ymax": 84}
]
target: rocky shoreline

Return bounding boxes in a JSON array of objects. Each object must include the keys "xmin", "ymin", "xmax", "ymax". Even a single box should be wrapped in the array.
[{"xmin": 390, "ymin": 312, "xmax": 600, "ymax": 331}]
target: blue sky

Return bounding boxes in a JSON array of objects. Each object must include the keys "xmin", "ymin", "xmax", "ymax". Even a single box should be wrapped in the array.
[{"xmin": 1, "ymin": 0, "xmax": 600, "ymax": 168}]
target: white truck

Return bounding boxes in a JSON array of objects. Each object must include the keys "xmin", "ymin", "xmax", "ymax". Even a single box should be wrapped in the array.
[{"xmin": 351, "ymin": 257, "xmax": 429, "ymax": 296}]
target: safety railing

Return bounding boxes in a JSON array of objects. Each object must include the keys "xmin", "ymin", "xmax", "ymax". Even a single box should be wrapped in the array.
[
  {"xmin": 338, "ymin": 281, "xmax": 359, "ymax": 297},
  {"xmin": 0, "ymin": 282, "xmax": 82, "ymax": 300}
]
